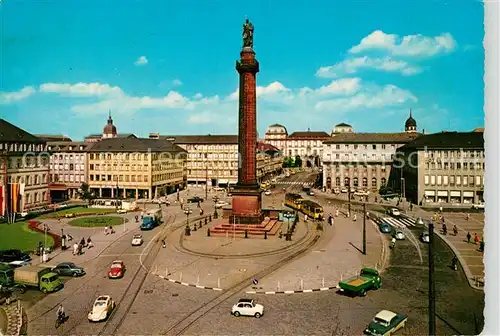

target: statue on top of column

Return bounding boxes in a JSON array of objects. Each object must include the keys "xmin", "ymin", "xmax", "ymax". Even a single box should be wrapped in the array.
[{"xmin": 242, "ymin": 18, "xmax": 254, "ymax": 48}]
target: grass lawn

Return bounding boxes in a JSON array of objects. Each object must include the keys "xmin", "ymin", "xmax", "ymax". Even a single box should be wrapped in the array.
[
  {"xmin": 0, "ymin": 222, "xmax": 54, "ymax": 252},
  {"xmin": 37, "ymin": 206, "xmax": 118, "ymax": 219},
  {"xmin": 68, "ymin": 216, "xmax": 125, "ymax": 227}
]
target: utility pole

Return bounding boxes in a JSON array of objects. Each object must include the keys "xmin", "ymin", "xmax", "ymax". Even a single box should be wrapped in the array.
[
  {"xmin": 363, "ymin": 202, "xmax": 366, "ymax": 255},
  {"xmin": 428, "ymin": 223, "xmax": 436, "ymax": 335}
]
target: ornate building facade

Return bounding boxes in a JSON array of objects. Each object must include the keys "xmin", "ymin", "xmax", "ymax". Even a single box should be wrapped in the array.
[
  {"xmin": 321, "ymin": 112, "xmax": 421, "ymax": 192},
  {"xmin": 0, "ymin": 119, "xmax": 50, "ymax": 217}
]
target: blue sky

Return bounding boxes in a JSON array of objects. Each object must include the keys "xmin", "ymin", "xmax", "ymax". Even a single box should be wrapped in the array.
[{"xmin": 0, "ymin": 0, "xmax": 484, "ymax": 140}]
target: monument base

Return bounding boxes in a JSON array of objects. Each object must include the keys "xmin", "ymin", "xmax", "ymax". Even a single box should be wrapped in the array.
[{"xmin": 229, "ymin": 184, "xmax": 263, "ymax": 224}]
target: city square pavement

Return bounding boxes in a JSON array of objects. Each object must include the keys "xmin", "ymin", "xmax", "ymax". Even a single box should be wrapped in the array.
[
  {"xmin": 151, "ymin": 218, "xmax": 311, "ymax": 290},
  {"xmin": 245, "ymin": 212, "xmax": 385, "ymax": 293}
]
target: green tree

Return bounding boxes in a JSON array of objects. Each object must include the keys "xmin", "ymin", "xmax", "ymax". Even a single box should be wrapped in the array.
[
  {"xmin": 77, "ymin": 182, "xmax": 95, "ymax": 204},
  {"xmin": 294, "ymin": 155, "xmax": 302, "ymax": 168},
  {"xmin": 282, "ymin": 156, "xmax": 293, "ymax": 168}
]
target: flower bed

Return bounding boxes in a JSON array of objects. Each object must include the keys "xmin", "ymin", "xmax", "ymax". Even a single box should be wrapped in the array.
[{"xmin": 27, "ymin": 220, "xmax": 62, "ymax": 249}]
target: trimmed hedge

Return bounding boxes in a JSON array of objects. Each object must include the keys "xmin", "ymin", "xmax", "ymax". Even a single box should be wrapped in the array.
[{"xmin": 27, "ymin": 220, "xmax": 62, "ymax": 249}]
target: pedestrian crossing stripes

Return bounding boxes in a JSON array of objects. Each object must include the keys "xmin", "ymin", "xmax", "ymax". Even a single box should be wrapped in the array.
[{"xmin": 381, "ymin": 216, "xmax": 418, "ymax": 229}]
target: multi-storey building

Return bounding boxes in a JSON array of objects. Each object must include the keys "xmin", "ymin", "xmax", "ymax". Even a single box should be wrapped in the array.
[
  {"xmin": 0, "ymin": 119, "xmax": 50, "ymax": 216},
  {"xmin": 264, "ymin": 124, "xmax": 288, "ymax": 154},
  {"xmin": 87, "ymin": 137, "xmax": 187, "ymax": 199},
  {"xmin": 45, "ymin": 141, "xmax": 93, "ymax": 201},
  {"xmin": 389, "ymin": 131, "xmax": 485, "ymax": 205},
  {"xmin": 150, "ymin": 134, "xmax": 282, "ymax": 187},
  {"xmin": 321, "ymin": 112, "xmax": 420, "ymax": 191}
]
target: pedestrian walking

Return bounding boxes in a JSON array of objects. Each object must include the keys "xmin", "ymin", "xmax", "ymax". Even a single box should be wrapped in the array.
[
  {"xmin": 335, "ymin": 209, "xmax": 339, "ymax": 217},
  {"xmin": 304, "ymin": 214, "xmax": 308, "ymax": 221},
  {"xmin": 73, "ymin": 243, "xmax": 78, "ymax": 255},
  {"xmin": 474, "ymin": 233, "xmax": 479, "ymax": 244},
  {"xmin": 410, "ymin": 203, "xmax": 413, "ymax": 211},
  {"xmin": 439, "ymin": 206, "xmax": 443, "ymax": 213},
  {"xmin": 104, "ymin": 226, "xmax": 109, "ymax": 235},
  {"xmin": 466, "ymin": 232, "xmax": 472, "ymax": 243}
]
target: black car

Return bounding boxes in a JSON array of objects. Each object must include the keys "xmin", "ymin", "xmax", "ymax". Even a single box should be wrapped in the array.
[
  {"xmin": 52, "ymin": 262, "xmax": 86, "ymax": 277},
  {"xmin": 0, "ymin": 249, "xmax": 31, "ymax": 263},
  {"xmin": 187, "ymin": 196, "xmax": 204, "ymax": 203}
]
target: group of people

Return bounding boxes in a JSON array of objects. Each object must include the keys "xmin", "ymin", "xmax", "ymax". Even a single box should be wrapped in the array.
[{"xmin": 72, "ymin": 237, "xmax": 93, "ymax": 255}]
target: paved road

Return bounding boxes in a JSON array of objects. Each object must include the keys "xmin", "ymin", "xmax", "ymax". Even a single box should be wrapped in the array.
[{"xmin": 24, "ymin": 204, "xmax": 184, "ymax": 335}]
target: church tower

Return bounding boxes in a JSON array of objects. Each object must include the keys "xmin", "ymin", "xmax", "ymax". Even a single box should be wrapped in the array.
[
  {"xmin": 405, "ymin": 109, "xmax": 417, "ymax": 133},
  {"xmin": 102, "ymin": 110, "xmax": 118, "ymax": 139}
]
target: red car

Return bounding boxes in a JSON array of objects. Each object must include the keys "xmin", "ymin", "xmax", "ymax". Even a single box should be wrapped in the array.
[{"xmin": 108, "ymin": 260, "xmax": 126, "ymax": 279}]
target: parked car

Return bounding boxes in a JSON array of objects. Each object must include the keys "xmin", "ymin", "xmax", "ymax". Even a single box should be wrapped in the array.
[
  {"xmin": 420, "ymin": 231, "xmax": 430, "ymax": 243},
  {"xmin": 394, "ymin": 231, "xmax": 405, "ymax": 240},
  {"xmin": 378, "ymin": 223, "xmax": 391, "ymax": 234},
  {"xmin": 131, "ymin": 234, "xmax": 143, "ymax": 246},
  {"xmin": 187, "ymin": 196, "xmax": 204, "ymax": 203},
  {"xmin": 88, "ymin": 295, "xmax": 115, "ymax": 322},
  {"xmin": 0, "ymin": 250, "xmax": 31, "ymax": 263},
  {"xmin": 364, "ymin": 310, "xmax": 407, "ymax": 336},
  {"xmin": 231, "ymin": 298, "xmax": 264, "ymax": 318},
  {"xmin": 388, "ymin": 208, "xmax": 401, "ymax": 217},
  {"xmin": 341, "ymin": 188, "xmax": 348, "ymax": 193},
  {"xmin": 108, "ymin": 261, "xmax": 126, "ymax": 279},
  {"xmin": 51, "ymin": 262, "xmax": 86, "ymax": 277},
  {"xmin": 117, "ymin": 209, "xmax": 127, "ymax": 214}
]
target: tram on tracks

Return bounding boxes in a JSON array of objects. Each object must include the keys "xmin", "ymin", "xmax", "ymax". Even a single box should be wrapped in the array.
[{"xmin": 284, "ymin": 193, "xmax": 324, "ymax": 220}]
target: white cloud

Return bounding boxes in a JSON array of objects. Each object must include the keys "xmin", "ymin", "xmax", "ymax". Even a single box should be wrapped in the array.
[
  {"xmin": 134, "ymin": 56, "xmax": 148, "ymax": 66},
  {"xmin": 39, "ymin": 82, "xmax": 124, "ymax": 97},
  {"xmin": 315, "ymin": 84, "xmax": 417, "ymax": 112},
  {"xmin": 349, "ymin": 30, "xmax": 456, "ymax": 57},
  {"xmin": 312, "ymin": 78, "xmax": 361, "ymax": 95},
  {"xmin": 172, "ymin": 79, "xmax": 183, "ymax": 86},
  {"xmin": 0, "ymin": 86, "xmax": 36, "ymax": 104}
]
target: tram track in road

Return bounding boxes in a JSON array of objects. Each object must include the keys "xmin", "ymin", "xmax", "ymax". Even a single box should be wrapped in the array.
[
  {"xmin": 159, "ymin": 229, "xmax": 322, "ymax": 336},
  {"xmin": 29, "ymin": 214, "xmax": 177, "ymax": 336}
]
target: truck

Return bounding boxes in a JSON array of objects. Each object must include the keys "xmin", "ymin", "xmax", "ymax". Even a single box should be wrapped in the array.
[
  {"xmin": 338, "ymin": 268, "xmax": 381, "ymax": 297},
  {"xmin": 140, "ymin": 208, "xmax": 163, "ymax": 230},
  {"xmin": 13, "ymin": 265, "xmax": 63, "ymax": 293}
]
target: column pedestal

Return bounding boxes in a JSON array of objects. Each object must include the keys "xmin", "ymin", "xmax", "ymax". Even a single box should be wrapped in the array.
[{"xmin": 229, "ymin": 183, "xmax": 263, "ymax": 224}]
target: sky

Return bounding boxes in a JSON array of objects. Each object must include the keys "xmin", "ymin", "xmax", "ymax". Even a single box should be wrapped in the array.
[{"xmin": 0, "ymin": 0, "xmax": 485, "ymax": 140}]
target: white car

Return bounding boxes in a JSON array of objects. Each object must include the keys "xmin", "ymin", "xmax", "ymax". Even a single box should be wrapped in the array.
[
  {"xmin": 88, "ymin": 295, "xmax": 115, "ymax": 322},
  {"xmin": 389, "ymin": 208, "xmax": 401, "ymax": 217},
  {"xmin": 231, "ymin": 298, "xmax": 264, "ymax": 318},
  {"xmin": 394, "ymin": 231, "xmax": 405, "ymax": 240},
  {"xmin": 416, "ymin": 217, "xmax": 424, "ymax": 225},
  {"xmin": 117, "ymin": 209, "xmax": 127, "ymax": 214},
  {"xmin": 264, "ymin": 190, "xmax": 271, "ymax": 196},
  {"xmin": 131, "ymin": 234, "xmax": 143, "ymax": 246},
  {"xmin": 420, "ymin": 232, "xmax": 430, "ymax": 243},
  {"xmin": 215, "ymin": 201, "xmax": 228, "ymax": 209}
]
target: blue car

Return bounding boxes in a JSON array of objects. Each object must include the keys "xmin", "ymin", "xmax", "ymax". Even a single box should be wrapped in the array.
[{"xmin": 379, "ymin": 222, "xmax": 391, "ymax": 234}]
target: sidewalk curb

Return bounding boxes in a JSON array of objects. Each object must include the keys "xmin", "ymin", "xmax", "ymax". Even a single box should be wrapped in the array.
[
  {"xmin": 245, "ymin": 286, "xmax": 340, "ymax": 295},
  {"xmin": 157, "ymin": 275, "xmax": 223, "ymax": 291}
]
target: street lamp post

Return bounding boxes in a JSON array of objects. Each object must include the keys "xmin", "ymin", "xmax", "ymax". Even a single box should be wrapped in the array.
[
  {"xmin": 362, "ymin": 203, "xmax": 366, "ymax": 255},
  {"xmin": 185, "ymin": 211, "xmax": 191, "ymax": 236}
]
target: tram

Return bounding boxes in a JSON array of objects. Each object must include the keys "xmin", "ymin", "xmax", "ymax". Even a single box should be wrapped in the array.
[
  {"xmin": 284, "ymin": 193, "xmax": 304, "ymax": 211},
  {"xmin": 300, "ymin": 200, "xmax": 324, "ymax": 220}
]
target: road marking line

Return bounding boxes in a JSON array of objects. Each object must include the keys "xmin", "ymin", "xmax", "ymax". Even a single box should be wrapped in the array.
[{"xmin": 246, "ymin": 291, "xmax": 257, "ymax": 294}]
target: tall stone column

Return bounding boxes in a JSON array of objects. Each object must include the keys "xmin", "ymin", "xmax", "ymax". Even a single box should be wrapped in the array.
[{"xmin": 230, "ymin": 19, "xmax": 264, "ymax": 225}]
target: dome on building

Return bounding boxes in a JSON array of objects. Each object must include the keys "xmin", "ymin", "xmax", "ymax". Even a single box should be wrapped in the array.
[
  {"xmin": 265, "ymin": 123, "xmax": 288, "ymax": 135},
  {"xmin": 102, "ymin": 111, "xmax": 117, "ymax": 138},
  {"xmin": 332, "ymin": 122, "xmax": 354, "ymax": 135},
  {"xmin": 405, "ymin": 109, "xmax": 417, "ymax": 132}
]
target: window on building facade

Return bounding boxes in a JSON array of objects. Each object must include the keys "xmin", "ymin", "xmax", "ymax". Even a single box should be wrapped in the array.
[
  {"xmin": 372, "ymin": 145, "xmax": 376, "ymax": 150},
  {"xmin": 381, "ymin": 177, "xmax": 386, "ymax": 186},
  {"xmin": 475, "ymin": 176, "xmax": 481, "ymax": 186},
  {"xmin": 335, "ymin": 177, "xmax": 340, "ymax": 186},
  {"xmin": 353, "ymin": 177, "xmax": 358, "ymax": 187},
  {"xmin": 344, "ymin": 177, "xmax": 350, "ymax": 186},
  {"xmin": 372, "ymin": 177, "xmax": 377, "ymax": 187},
  {"xmin": 424, "ymin": 175, "xmax": 429, "ymax": 185},
  {"xmin": 430, "ymin": 175, "xmax": 436, "ymax": 185},
  {"xmin": 437, "ymin": 175, "xmax": 442, "ymax": 185},
  {"xmin": 449, "ymin": 175, "xmax": 455, "ymax": 186},
  {"xmin": 456, "ymin": 176, "xmax": 461, "ymax": 185},
  {"xmin": 443, "ymin": 176, "xmax": 448, "ymax": 185},
  {"xmin": 469, "ymin": 176, "xmax": 474, "ymax": 186},
  {"xmin": 362, "ymin": 177, "xmax": 367, "ymax": 187}
]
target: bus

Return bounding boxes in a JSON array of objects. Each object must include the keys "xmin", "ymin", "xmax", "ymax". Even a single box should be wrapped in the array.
[
  {"xmin": 301, "ymin": 200, "xmax": 324, "ymax": 220},
  {"xmin": 285, "ymin": 193, "xmax": 304, "ymax": 211}
]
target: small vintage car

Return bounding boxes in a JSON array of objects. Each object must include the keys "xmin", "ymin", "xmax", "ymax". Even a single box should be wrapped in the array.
[
  {"xmin": 52, "ymin": 262, "xmax": 86, "ymax": 277},
  {"xmin": 108, "ymin": 261, "xmax": 126, "ymax": 279},
  {"xmin": 416, "ymin": 217, "xmax": 424, "ymax": 225},
  {"xmin": 264, "ymin": 190, "xmax": 272, "ymax": 196},
  {"xmin": 388, "ymin": 208, "xmax": 401, "ymax": 217},
  {"xmin": 379, "ymin": 223, "xmax": 391, "ymax": 234},
  {"xmin": 420, "ymin": 231, "xmax": 430, "ymax": 243},
  {"xmin": 131, "ymin": 234, "xmax": 143, "ymax": 246},
  {"xmin": 365, "ymin": 310, "xmax": 407, "ymax": 336},
  {"xmin": 394, "ymin": 231, "xmax": 405, "ymax": 240},
  {"xmin": 231, "ymin": 298, "xmax": 264, "ymax": 318},
  {"xmin": 88, "ymin": 295, "xmax": 115, "ymax": 322}
]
